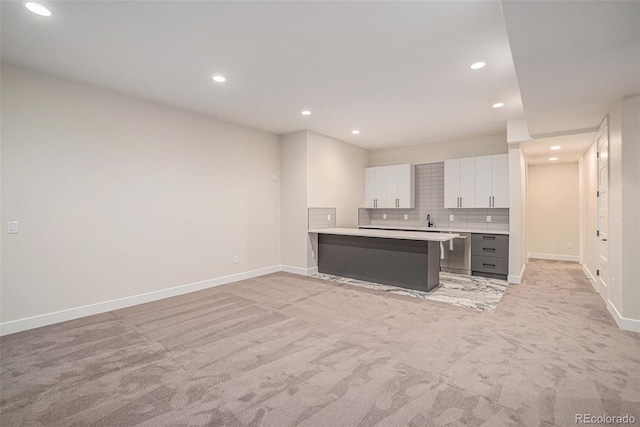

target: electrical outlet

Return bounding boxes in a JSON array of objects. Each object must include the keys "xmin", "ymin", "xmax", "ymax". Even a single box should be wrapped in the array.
[
  {"xmin": 327, "ymin": 214, "xmax": 331, "ymax": 221},
  {"xmin": 233, "ymin": 256, "xmax": 239, "ymax": 264},
  {"xmin": 449, "ymin": 215, "xmax": 454, "ymax": 221},
  {"xmin": 7, "ymin": 221, "xmax": 18, "ymax": 234},
  {"xmin": 486, "ymin": 216, "xmax": 492, "ymax": 222},
  {"xmin": 383, "ymin": 214, "xmax": 387, "ymax": 220},
  {"xmin": 404, "ymin": 214, "xmax": 408, "ymax": 220}
]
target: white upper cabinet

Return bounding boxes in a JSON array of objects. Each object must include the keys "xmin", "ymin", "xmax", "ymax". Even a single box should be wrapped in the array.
[
  {"xmin": 444, "ymin": 157, "xmax": 476, "ymax": 208},
  {"xmin": 395, "ymin": 164, "xmax": 414, "ymax": 208},
  {"xmin": 364, "ymin": 164, "xmax": 414, "ymax": 209},
  {"xmin": 365, "ymin": 167, "xmax": 377, "ymax": 208},
  {"xmin": 475, "ymin": 154, "xmax": 509, "ymax": 208}
]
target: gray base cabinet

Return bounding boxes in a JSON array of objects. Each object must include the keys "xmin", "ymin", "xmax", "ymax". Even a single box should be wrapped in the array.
[
  {"xmin": 471, "ymin": 233, "xmax": 509, "ymax": 280},
  {"xmin": 318, "ymin": 234, "xmax": 441, "ymax": 292}
]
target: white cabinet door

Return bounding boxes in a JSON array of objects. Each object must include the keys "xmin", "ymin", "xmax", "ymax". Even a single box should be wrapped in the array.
[
  {"xmin": 396, "ymin": 164, "xmax": 414, "ymax": 208},
  {"xmin": 385, "ymin": 165, "xmax": 398, "ymax": 208},
  {"xmin": 365, "ymin": 164, "xmax": 414, "ymax": 209},
  {"xmin": 375, "ymin": 166, "xmax": 387, "ymax": 208},
  {"xmin": 475, "ymin": 155, "xmax": 493, "ymax": 208},
  {"xmin": 459, "ymin": 157, "xmax": 476, "ymax": 208},
  {"xmin": 491, "ymin": 154, "xmax": 509, "ymax": 208},
  {"xmin": 365, "ymin": 167, "xmax": 376, "ymax": 208},
  {"xmin": 444, "ymin": 159, "xmax": 461, "ymax": 208}
]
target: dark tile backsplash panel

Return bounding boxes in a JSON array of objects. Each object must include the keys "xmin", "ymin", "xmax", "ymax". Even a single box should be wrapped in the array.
[{"xmin": 360, "ymin": 162, "xmax": 509, "ymax": 231}]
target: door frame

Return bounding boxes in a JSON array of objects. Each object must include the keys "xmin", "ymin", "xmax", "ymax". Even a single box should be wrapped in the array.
[{"xmin": 596, "ymin": 115, "xmax": 609, "ymax": 299}]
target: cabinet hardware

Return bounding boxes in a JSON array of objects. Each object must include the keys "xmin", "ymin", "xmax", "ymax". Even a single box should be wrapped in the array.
[
  {"xmin": 482, "ymin": 236, "xmax": 495, "ymax": 240},
  {"xmin": 483, "ymin": 263, "xmax": 496, "ymax": 268},
  {"xmin": 602, "ymin": 238, "xmax": 607, "ymax": 242},
  {"xmin": 482, "ymin": 248, "xmax": 496, "ymax": 252}
]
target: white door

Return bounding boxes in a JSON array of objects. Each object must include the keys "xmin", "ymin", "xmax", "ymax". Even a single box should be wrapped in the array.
[
  {"xmin": 475, "ymin": 155, "xmax": 493, "ymax": 208},
  {"xmin": 396, "ymin": 164, "xmax": 414, "ymax": 208},
  {"xmin": 386, "ymin": 165, "xmax": 398, "ymax": 208},
  {"xmin": 597, "ymin": 123, "xmax": 609, "ymax": 298},
  {"xmin": 375, "ymin": 166, "xmax": 387, "ymax": 208},
  {"xmin": 365, "ymin": 167, "xmax": 376, "ymax": 208},
  {"xmin": 444, "ymin": 159, "xmax": 460, "ymax": 208},
  {"xmin": 491, "ymin": 154, "xmax": 510, "ymax": 208},
  {"xmin": 459, "ymin": 157, "xmax": 476, "ymax": 208}
]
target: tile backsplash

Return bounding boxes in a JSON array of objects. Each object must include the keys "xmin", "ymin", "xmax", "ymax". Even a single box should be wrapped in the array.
[
  {"xmin": 308, "ymin": 207, "xmax": 337, "ymax": 230},
  {"xmin": 359, "ymin": 162, "xmax": 509, "ymax": 231}
]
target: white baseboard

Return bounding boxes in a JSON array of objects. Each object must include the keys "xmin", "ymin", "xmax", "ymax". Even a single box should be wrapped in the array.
[
  {"xmin": 528, "ymin": 252, "xmax": 580, "ymax": 262},
  {"xmin": 0, "ymin": 265, "xmax": 281, "ymax": 337},
  {"xmin": 280, "ymin": 265, "xmax": 318, "ymax": 276},
  {"xmin": 508, "ymin": 263, "xmax": 527, "ymax": 285},
  {"xmin": 582, "ymin": 264, "xmax": 598, "ymax": 291},
  {"xmin": 607, "ymin": 301, "xmax": 640, "ymax": 333}
]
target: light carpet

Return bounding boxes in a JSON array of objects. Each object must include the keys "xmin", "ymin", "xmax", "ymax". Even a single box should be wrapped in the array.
[{"xmin": 1, "ymin": 260, "xmax": 639, "ymax": 426}]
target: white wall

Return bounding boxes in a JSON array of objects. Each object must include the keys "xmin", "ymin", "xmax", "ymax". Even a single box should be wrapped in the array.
[
  {"xmin": 280, "ymin": 132, "xmax": 308, "ymax": 271},
  {"xmin": 507, "ymin": 144, "xmax": 527, "ymax": 283},
  {"xmin": 620, "ymin": 96, "xmax": 640, "ymax": 319},
  {"xmin": 608, "ymin": 95, "xmax": 640, "ymax": 323},
  {"xmin": 527, "ymin": 163, "xmax": 580, "ymax": 261},
  {"xmin": 307, "ymin": 131, "xmax": 369, "ymax": 228},
  {"xmin": 369, "ymin": 133, "xmax": 507, "ymax": 166},
  {"xmin": 1, "ymin": 65, "xmax": 282, "ymax": 326}
]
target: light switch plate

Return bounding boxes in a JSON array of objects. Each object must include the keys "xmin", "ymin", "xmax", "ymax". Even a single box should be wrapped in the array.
[
  {"xmin": 327, "ymin": 214, "xmax": 331, "ymax": 221},
  {"xmin": 404, "ymin": 214, "xmax": 408, "ymax": 220},
  {"xmin": 449, "ymin": 215, "xmax": 454, "ymax": 221},
  {"xmin": 486, "ymin": 216, "xmax": 492, "ymax": 222},
  {"xmin": 383, "ymin": 214, "xmax": 387, "ymax": 220},
  {"xmin": 7, "ymin": 221, "xmax": 18, "ymax": 234}
]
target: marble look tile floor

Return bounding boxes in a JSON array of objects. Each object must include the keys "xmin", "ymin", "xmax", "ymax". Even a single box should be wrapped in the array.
[{"xmin": 311, "ymin": 271, "xmax": 508, "ymax": 312}]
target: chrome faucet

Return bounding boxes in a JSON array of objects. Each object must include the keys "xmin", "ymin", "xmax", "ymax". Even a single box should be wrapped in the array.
[{"xmin": 426, "ymin": 214, "xmax": 434, "ymax": 228}]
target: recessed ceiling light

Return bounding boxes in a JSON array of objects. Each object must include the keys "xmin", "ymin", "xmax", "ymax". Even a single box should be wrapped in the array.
[
  {"xmin": 492, "ymin": 102, "xmax": 505, "ymax": 108},
  {"xmin": 301, "ymin": 110, "xmax": 311, "ymax": 116},
  {"xmin": 352, "ymin": 130, "xmax": 360, "ymax": 135},
  {"xmin": 470, "ymin": 62, "xmax": 486, "ymax": 70},
  {"xmin": 212, "ymin": 75, "xmax": 226, "ymax": 83},
  {"xmin": 25, "ymin": 2, "xmax": 51, "ymax": 16},
  {"xmin": 549, "ymin": 157, "xmax": 558, "ymax": 161},
  {"xmin": 550, "ymin": 146, "xmax": 561, "ymax": 150}
]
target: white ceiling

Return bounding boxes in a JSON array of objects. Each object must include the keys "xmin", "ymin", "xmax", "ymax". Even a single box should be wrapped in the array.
[
  {"xmin": 1, "ymin": 1, "xmax": 638, "ymax": 150},
  {"xmin": 501, "ymin": 0, "xmax": 640, "ymax": 137},
  {"xmin": 521, "ymin": 132, "xmax": 597, "ymax": 165}
]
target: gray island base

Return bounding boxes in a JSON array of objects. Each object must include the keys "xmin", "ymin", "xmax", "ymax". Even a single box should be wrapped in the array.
[{"xmin": 310, "ymin": 228, "xmax": 459, "ymax": 293}]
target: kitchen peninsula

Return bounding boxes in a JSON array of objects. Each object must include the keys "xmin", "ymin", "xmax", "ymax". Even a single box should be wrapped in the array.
[{"xmin": 309, "ymin": 228, "xmax": 459, "ymax": 292}]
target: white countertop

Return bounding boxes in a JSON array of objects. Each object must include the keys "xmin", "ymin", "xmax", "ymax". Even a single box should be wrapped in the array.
[
  {"xmin": 358, "ymin": 225, "xmax": 510, "ymax": 235},
  {"xmin": 309, "ymin": 227, "xmax": 459, "ymax": 242}
]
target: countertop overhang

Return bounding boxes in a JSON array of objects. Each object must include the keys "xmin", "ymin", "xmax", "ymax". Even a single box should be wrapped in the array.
[
  {"xmin": 358, "ymin": 225, "xmax": 509, "ymax": 235},
  {"xmin": 309, "ymin": 227, "xmax": 459, "ymax": 242}
]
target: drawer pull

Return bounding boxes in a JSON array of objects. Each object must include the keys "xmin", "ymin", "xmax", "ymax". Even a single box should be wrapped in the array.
[
  {"xmin": 482, "ymin": 248, "xmax": 496, "ymax": 253},
  {"xmin": 482, "ymin": 263, "xmax": 496, "ymax": 269},
  {"xmin": 482, "ymin": 236, "xmax": 496, "ymax": 240}
]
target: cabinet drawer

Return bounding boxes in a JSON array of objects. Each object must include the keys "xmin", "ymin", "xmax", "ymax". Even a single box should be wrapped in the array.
[
  {"xmin": 472, "ymin": 255, "xmax": 508, "ymax": 275},
  {"xmin": 471, "ymin": 240, "xmax": 508, "ymax": 258},
  {"xmin": 471, "ymin": 233, "xmax": 509, "ymax": 243}
]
